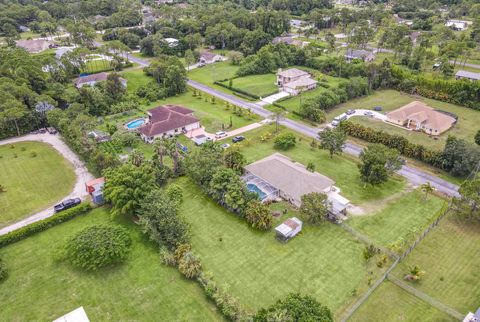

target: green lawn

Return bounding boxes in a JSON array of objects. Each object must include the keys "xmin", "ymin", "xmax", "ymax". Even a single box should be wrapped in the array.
[
  {"xmin": 221, "ymin": 74, "xmax": 278, "ymax": 97},
  {"xmin": 120, "ymin": 68, "xmax": 151, "ymax": 94},
  {"xmin": 82, "ymin": 59, "xmax": 113, "ymax": 73},
  {"xmin": 348, "ymin": 190, "xmax": 446, "ymax": 251},
  {"xmin": 0, "ymin": 207, "xmax": 222, "ymax": 321},
  {"xmin": 328, "ymin": 89, "xmax": 480, "ymax": 150},
  {"xmin": 231, "ymin": 124, "xmax": 406, "ymax": 205},
  {"xmin": 188, "ymin": 61, "xmax": 239, "ymax": 84},
  {"xmin": 177, "ymin": 177, "xmax": 389, "ymax": 318},
  {"xmin": 350, "ymin": 281, "xmax": 455, "ymax": 322},
  {"xmin": 0, "ymin": 142, "xmax": 76, "ymax": 228},
  {"xmin": 391, "ymin": 217, "xmax": 480, "ymax": 314}
]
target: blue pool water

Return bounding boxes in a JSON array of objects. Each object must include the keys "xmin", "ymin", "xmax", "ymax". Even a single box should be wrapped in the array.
[
  {"xmin": 126, "ymin": 119, "xmax": 145, "ymax": 129},
  {"xmin": 247, "ymin": 183, "xmax": 267, "ymax": 200}
]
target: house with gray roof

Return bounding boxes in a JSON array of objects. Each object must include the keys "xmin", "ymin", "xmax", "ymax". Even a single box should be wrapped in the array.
[
  {"xmin": 243, "ymin": 153, "xmax": 350, "ymax": 218},
  {"xmin": 345, "ymin": 49, "xmax": 376, "ymax": 62},
  {"xmin": 455, "ymin": 70, "xmax": 480, "ymax": 81},
  {"xmin": 276, "ymin": 68, "xmax": 317, "ymax": 96}
]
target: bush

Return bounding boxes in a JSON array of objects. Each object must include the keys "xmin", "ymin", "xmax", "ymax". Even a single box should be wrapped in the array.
[
  {"xmin": 0, "ymin": 257, "xmax": 8, "ymax": 282},
  {"xmin": 178, "ymin": 251, "xmax": 202, "ymax": 279},
  {"xmin": 0, "ymin": 203, "xmax": 92, "ymax": 248},
  {"xmin": 65, "ymin": 225, "xmax": 132, "ymax": 271},
  {"xmin": 274, "ymin": 133, "xmax": 296, "ymax": 150},
  {"xmin": 245, "ymin": 200, "xmax": 272, "ymax": 230}
]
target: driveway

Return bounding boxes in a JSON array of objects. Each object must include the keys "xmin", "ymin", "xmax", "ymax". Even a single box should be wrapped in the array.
[
  {"xmin": 260, "ymin": 91, "xmax": 290, "ymax": 105},
  {"xmin": 0, "ymin": 133, "xmax": 94, "ymax": 236},
  {"xmin": 346, "ymin": 109, "xmax": 387, "ymax": 121},
  {"xmin": 186, "ymin": 123, "xmax": 264, "ymax": 143}
]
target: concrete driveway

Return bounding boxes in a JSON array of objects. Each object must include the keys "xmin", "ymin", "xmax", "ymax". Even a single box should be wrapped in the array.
[
  {"xmin": 260, "ymin": 91, "xmax": 290, "ymax": 105},
  {"xmin": 0, "ymin": 133, "xmax": 94, "ymax": 235},
  {"xmin": 347, "ymin": 109, "xmax": 387, "ymax": 121}
]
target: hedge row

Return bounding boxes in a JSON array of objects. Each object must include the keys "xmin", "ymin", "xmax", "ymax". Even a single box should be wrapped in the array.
[
  {"xmin": 214, "ymin": 81, "xmax": 260, "ymax": 100},
  {"xmin": 339, "ymin": 121, "xmax": 444, "ymax": 168},
  {"xmin": 0, "ymin": 203, "xmax": 92, "ymax": 248}
]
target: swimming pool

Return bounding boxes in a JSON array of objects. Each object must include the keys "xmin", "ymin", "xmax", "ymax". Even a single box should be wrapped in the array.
[
  {"xmin": 125, "ymin": 119, "xmax": 145, "ymax": 129},
  {"xmin": 247, "ymin": 183, "xmax": 267, "ymax": 200}
]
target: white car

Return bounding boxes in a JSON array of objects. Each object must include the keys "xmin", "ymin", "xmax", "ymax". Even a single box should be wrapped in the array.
[{"xmin": 215, "ymin": 131, "xmax": 227, "ymax": 138}]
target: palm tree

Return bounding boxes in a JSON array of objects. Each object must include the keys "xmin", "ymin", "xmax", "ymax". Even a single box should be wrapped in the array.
[
  {"xmin": 154, "ymin": 138, "xmax": 168, "ymax": 167},
  {"xmin": 420, "ymin": 182, "xmax": 434, "ymax": 199},
  {"xmin": 130, "ymin": 150, "xmax": 144, "ymax": 167}
]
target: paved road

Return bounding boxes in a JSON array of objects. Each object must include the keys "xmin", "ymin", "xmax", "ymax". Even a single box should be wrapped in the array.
[
  {"xmin": 187, "ymin": 80, "xmax": 460, "ymax": 197},
  {"xmin": 0, "ymin": 133, "xmax": 94, "ymax": 236},
  {"xmin": 450, "ymin": 60, "xmax": 480, "ymax": 69}
]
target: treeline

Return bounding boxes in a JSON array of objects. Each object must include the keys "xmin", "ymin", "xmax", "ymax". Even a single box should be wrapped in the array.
[{"xmin": 340, "ymin": 121, "xmax": 480, "ymax": 178}]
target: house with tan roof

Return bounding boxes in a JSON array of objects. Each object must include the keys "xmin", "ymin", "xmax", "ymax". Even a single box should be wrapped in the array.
[
  {"xmin": 16, "ymin": 39, "xmax": 54, "ymax": 53},
  {"xmin": 199, "ymin": 51, "xmax": 226, "ymax": 65},
  {"xmin": 243, "ymin": 153, "xmax": 350, "ymax": 217},
  {"xmin": 139, "ymin": 105, "xmax": 200, "ymax": 143},
  {"xmin": 386, "ymin": 101, "xmax": 456, "ymax": 135},
  {"xmin": 276, "ymin": 68, "xmax": 317, "ymax": 96}
]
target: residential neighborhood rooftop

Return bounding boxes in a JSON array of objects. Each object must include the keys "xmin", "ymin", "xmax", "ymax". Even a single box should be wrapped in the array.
[
  {"xmin": 277, "ymin": 68, "xmax": 310, "ymax": 78},
  {"xmin": 455, "ymin": 70, "xmax": 480, "ymax": 80},
  {"xmin": 139, "ymin": 105, "xmax": 199, "ymax": 138}
]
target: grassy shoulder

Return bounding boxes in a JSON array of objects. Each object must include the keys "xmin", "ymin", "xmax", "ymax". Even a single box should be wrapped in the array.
[
  {"xmin": 391, "ymin": 216, "xmax": 480, "ymax": 314},
  {"xmin": 0, "ymin": 141, "xmax": 76, "ymax": 228},
  {"xmin": 220, "ymin": 73, "xmax": 278, "ymax": 97},
  {"xmin": 176, "ymin": 176, "xmax": 390, "ymax": 318},
  {"xmin": 0, "ymin": 207, "xmax": 222, "ymax": 321},
  {"xmin": 350, "ymin": 281, "xmax": 455, "ymax": 322}
]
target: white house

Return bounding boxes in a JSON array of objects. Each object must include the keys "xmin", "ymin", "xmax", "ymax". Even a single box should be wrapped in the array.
[
  {"xmin": 455, "ymin": 70, "xmax": 480, "ymax": 81},
  {"xmin": 276, "ymin": 68, "xmax": 317, "ymax": 96},
  {"xmin": 345, "ymin": 49, "xmax": 376, "ymax": 62},
  {"xmin": 445, "ymin": 20, "xmax": 471, "ymax": 31},
  {"xmin": 199, "ymin": 51, "xmax": 225, "ymax": 65},
  {"xmin": 275, "ymin": 217, "xmax": 303, "ymax": 241},
  {"xmin": 164, "ymin": 38, "xmax": 179, "ymax": 47},
  {"xmin": 463, "ymin": 308, "xmax": 480, "ymax": 322},
  {"xmin": 139, "ymin": 105, "xmax": 200, "ymax": 143}
]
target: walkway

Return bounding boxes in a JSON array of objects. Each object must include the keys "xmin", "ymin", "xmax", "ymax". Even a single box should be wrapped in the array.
[{"xmin": 0, "ymin": 133, "xmax": 94, "ymax": 236}]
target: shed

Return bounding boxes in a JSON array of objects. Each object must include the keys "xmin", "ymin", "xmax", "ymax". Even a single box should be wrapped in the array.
[
  {"xmin": 53, "ymin": 306, "xmax": 90, "ymax": 322},
  {"xmin": 86, "ymin": 177, "xmax": 105, "ymax": 194},
  {"xmin": 275, "ymin": 217, "xmax": 303, "ymax": 241}
]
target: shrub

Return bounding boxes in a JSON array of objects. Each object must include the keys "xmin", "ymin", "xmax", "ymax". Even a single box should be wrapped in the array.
[
  {"xmin": 0, "ymin": 203, "xmax": 92, "ymax": 248},
  {"xmin": 178, "ymin": 251, "xmax": 202, "ymax": 279},
  {"xmin": 0, "ymin": 257, "xmax": 8, "ymax": 282},
  {"xmin": 274, "ymin": 133, "xmax": 296, "ymax": 150},
  {"xmin": 245, "ymin": 200, "xmax": 272, "ymax": 230},
  {"xmin": 363, "ymin": 244, "xmax": 380, "ymax": 261},
  {"xmin": 65, "ymin": 225, "xmax": 132, "ymax": 271},
  {"xmin": 30, "ymin": 151, "xmax": 37, "ymax": 157},
  {"xmin": 300, "ymin": 192, "xmax": 329, "ymax": 225}
]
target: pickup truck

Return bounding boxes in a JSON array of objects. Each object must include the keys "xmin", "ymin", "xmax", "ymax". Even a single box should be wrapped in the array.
[{"xmin": 54, "ymin": 198, "xmax": 81, "ymax": 213}]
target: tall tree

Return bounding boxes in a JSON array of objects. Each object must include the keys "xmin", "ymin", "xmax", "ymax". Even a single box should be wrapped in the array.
[
  {"xmin": 300, "ymin": 192, "xmax": 330, "ymax": 224},
  {"xmin": 318, "ymin": 128, "xmax": 346, "ymax": 158},
  {"xmin": 358, "ymin": 144, "xmax": 401, "ymax": 186}
]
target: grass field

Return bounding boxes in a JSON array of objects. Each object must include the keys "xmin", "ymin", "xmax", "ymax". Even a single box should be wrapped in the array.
[
  {"xmin": 120, "ymin": 68, "xmax": 151, "ymax": 93},
  {"xmin": 230, "ymin": 124, "xmax": 406, "ymax": 205},
  {"xmin": 350, "ymin": 281, "xmax": 455, "ymax": 322},
  {"xmin": 327, "ymin": 89, "xmax": 480, "ymax": 150},
  {"xmin": 348, "ymin": 190, "xmax": 446, "ymax": 251},
  {"xmin": 0, "ymin": 142, "xmax": 76, "ymax": 228},
  {"xmin": 221, "ymin": 74, "xmax": 278, "ymax": 97},
  {"xmin": 188, "ymin": 61, "xmax": 239, "ymax": 84},
  {"xmin": 391, "ymin": 216, "xmax": 480, "ymax": 314},
  {"xmin": 81, "ymin": 59, "xmax": 113, "ymax": 73},
  {"xmin": 177, "ymin": 177, "xmax": 389, "ymax": 318},
  {"xmin": 0, "ymin": 207, "xmax": 222, "ymax": 321}
]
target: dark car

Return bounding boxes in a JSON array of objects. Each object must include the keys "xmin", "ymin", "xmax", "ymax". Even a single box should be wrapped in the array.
[
  {"xmin": 54, "ymin": 198, "xmax": 81, "ymax": 213},
  {"xmin": 346, "ymin": 109, "xmax": 355, "ymax": 115},
  {"xmin": 373, "ymin": 106, "xmax": 383, "ymax": 111},
  {"xmin": 232, "ymin": 136, "xmax": 245, "ymax": 143}
]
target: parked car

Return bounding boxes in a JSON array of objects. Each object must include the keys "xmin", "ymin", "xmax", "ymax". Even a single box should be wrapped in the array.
[
  {"xmin": 331, "ymin": 113, "xmax": 348, "ymax": 126},
  {"xmin": 232, "ymin": 136, "xmax": 245, "ymax": 143},
  {"xmin": 54, "ymin": 198, "xmax": 81, "ymax": 213},
  {"xmin": 346, "ymin": 109, "xmax": 355, "ymax": 115},
  {"xmin": 215, "ymin": 131, "xmax": 227, "ymax": 138},
  {"xmin": 373, "ymin": 106, "xmax": 382, "ymax": 111},
  {"xmin": 221, "ymin": 143, "xmax": 230, "ymax": 149},
  {"xmin": 363, "ymin": 111, "xmax": 373, "ymax": 117}
]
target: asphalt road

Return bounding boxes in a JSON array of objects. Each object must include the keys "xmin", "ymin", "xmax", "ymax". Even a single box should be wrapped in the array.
[{"xmin": 187, "ymin": 79, "xmax": 460, "ymax": 197}]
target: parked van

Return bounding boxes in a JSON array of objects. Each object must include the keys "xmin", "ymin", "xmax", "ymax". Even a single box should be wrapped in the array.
[{"xmin": 331, "ymin": 113, "xmax": 347, "ymax": 126}]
